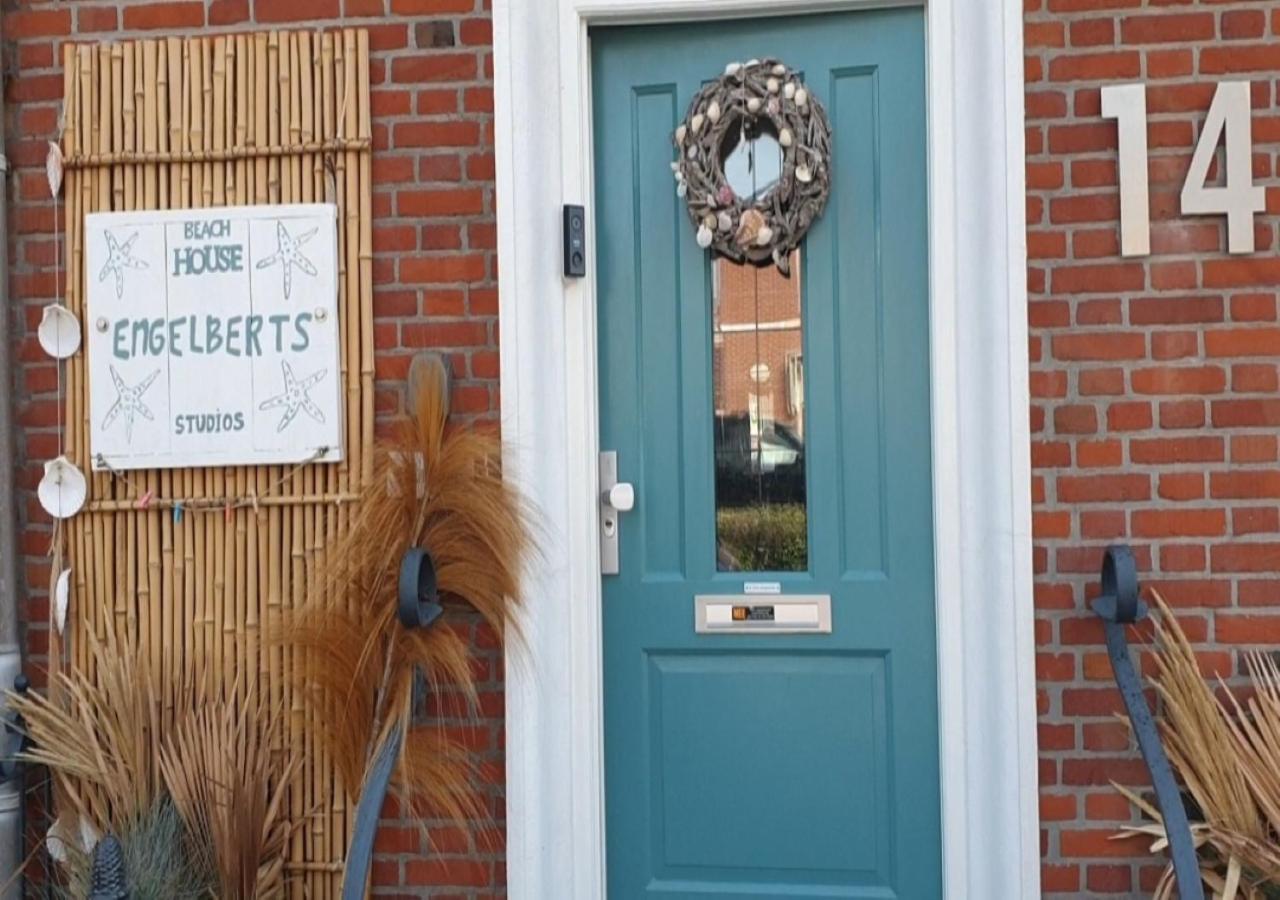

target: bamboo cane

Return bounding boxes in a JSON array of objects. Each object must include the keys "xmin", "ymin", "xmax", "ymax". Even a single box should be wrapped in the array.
[{"xmin": 57, "ymin": 31, "xmax": 374, "ymax": 888}]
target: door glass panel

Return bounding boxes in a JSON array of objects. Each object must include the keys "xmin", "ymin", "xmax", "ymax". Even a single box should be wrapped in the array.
[{"xmin": 713, "ymin": 252, "xmax": 807, "ymax": 571}]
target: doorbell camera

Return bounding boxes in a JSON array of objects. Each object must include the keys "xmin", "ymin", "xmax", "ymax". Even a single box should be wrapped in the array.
[{"xmin": 563, "ymin": 204, "xmax": 586, "ymax": 278}]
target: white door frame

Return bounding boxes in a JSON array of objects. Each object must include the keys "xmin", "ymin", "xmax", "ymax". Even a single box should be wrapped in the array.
[{"xmin": 493, "ymin": 0, "xmax": 1038, "ymax": 896}]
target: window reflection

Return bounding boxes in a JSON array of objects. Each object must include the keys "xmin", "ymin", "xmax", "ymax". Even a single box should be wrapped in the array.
[{"xmin": 713, "ymin": 251, "xmax": 807, "ymax": 572}]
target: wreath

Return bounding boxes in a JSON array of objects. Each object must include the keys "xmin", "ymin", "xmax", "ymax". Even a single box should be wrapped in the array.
[{"xmin": 672, "ymin": 58, "xmax": 832, "ymax": 276}]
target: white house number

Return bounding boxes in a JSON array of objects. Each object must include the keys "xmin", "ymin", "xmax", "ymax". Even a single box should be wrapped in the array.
[{"xmin": 1101, "ymin": 80, "xmax": 1267, "ymax": 257}]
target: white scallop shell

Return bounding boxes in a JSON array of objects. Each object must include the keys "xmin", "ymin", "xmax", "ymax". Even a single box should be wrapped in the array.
[
  {"xmin": 676, "ymin": 182, "xmax": 687, "ymax": 198},
  {"xmin": 675, "ymin": 124, "xmax": 687, "ymax": 144},
  {"xmin": 707, "ymin": 101, "xmax": 721, "ymax": 124},
  {"xmin": 766, "ymin": 77, "xmax": 779, "ymax": 94},
  {"xmin": 725, "ymin": 62, "xmax": 741, "ymax": 76},
  {"xmin": 717, "ymin": 211, "xmax": 733, "ymax": 232},
  {"xmin": 796, "ymin": 165, "xmax": 813, "ymax": 184},
  {"xmin": 795, "ymin": 88, "xmax": 809, "ymax": 108},
  {"xmin": 38, "ymin": 303, "xmax": 80, "ymax": 359},
  {"xmin": 696, "ymin": 225, "xmax": 714, "ymax": 249},
  {"xmin": 54, "ymin": 568, "xmax": 70, "ymax": 634},
  {"xmin": 747, "ymin": 97, "xmax": 761, "ymax": 114},
  {"xmin": 779, "ymin": 128, "xmax": 794, "ymax": 148},
  {"xmin": 38, "ymin": 456, "xmax": 86, "ymax": 520},
  {"xmin": 772, "ymin": 63, "xmax": 787, "ymax": 76},
  {"xmin": 784, "ymin": 82, "xmax": 796, "ymax": 100},
  {"xmin": 746, "ymin": 58, "xmax": 759, "ymax": 67},
  {"xmin": 46, "ymin": 142, "xmax": 64, "ymax": 199},
  {"xmin": 691, "ymin": 113, "xmax": 704, "ymax": 135},
  {"xmin": 756, "ymin": 226, "xmax": 774, "ymax": 246}
]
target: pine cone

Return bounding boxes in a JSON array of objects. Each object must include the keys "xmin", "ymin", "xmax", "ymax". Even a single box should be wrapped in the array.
[{"xmin": 87, "ymin": 835, "xmax": 128, "ymax": 900}]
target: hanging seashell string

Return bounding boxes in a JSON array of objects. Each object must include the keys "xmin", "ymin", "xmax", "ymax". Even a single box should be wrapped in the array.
[{"xmin": 672, "ymin": 57, "xmax": 832, "ymax": 276}]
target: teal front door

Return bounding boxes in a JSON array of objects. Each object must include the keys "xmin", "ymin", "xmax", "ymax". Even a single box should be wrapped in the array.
[{"xmin": 593, "ymin": 8, "xmax": 939, "ymax": 898}]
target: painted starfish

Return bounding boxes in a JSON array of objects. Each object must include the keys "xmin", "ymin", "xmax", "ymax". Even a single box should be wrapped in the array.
[
  {"xmin": 258, "ymin": 360, "xmax": 327, "ymax": 432},
  {"xmin": 255, "ymin": 221, "xmax": 318, "ymax": 299},
  {"xmin": 101, "ymin": 366, "xmax": 160, "ymax": 443},
  {"xmin": 98, "ymin": 230, "xmax": 149, "ymax": 299}
]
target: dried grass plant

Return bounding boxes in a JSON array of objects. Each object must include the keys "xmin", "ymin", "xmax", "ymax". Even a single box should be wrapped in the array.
[
  {"xmin": 7, "ymin": 637, "xmax": 299, "ymax": 899},
  {"xmin": 283, "ymin": 356, "xmax": 533, "ymax": 832},
  {"xmin": 1118, "ymin": 593, "xmax": 1280, "ymax": 899},
  {"xmin": 159, "ymin": 690, "xmax": 301, "ymax": 898}
]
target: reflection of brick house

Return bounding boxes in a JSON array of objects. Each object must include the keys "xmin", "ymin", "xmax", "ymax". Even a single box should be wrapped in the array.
[{"xmin": 712, "ymin": 255, "xmax": 805, "ymax": 439}]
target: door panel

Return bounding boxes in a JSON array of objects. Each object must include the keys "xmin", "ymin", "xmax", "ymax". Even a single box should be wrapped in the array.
[{"xmin": 594, "ymin": 9, "xmax": 938, "ymax": 898}]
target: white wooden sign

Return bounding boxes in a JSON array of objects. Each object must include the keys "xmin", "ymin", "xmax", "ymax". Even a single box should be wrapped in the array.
[{"xmin": 85, "ymin": 203, "xmax": 344, "ymax": 471}]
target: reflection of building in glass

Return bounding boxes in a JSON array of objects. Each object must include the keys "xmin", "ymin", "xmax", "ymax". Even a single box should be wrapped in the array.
[
  {"xmin": 713, "ymin": 253, "xmax": 805, "ymax": 445},
  {"xmin": 712, "ymin": 252, "xmax": 808, "ymax": 573}
]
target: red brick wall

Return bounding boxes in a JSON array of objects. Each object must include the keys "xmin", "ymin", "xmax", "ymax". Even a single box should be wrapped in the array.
[
  {"xmin": 1025, "ymin": 1, "xmax": 1280, "ymax": 895},
  {"xmin": 3, "ymin": 1, "xmax": 503, "ymax": 895}
]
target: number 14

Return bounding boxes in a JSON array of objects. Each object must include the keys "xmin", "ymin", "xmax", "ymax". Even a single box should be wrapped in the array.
[{"xmin": 1101, "ymin": 80, "xmax": 1266, "ymax": 257}]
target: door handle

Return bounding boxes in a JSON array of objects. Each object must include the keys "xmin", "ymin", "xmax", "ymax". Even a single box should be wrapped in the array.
[
  {"xmin": 599, "ymin": 451, "xmax": 633, "ymax": 575},
  {"xmin": 604, "ymin": 482, "xmax": 634, "ymax": 512}
]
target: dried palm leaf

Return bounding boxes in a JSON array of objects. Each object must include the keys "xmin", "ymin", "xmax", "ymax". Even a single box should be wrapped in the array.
[
  {"xmin": 8, "ymin": 634, "xmax": 164, "ymax": 837},
  {"xmin": 282, "ymin": 354, "xmax": 533, "ymax": 833},
  {"xmin": 1147, "ymin": 594, "xmax": 1263, "ymax": 840},
  {"xmin": 1115, "ymin": 593, "xmax": 1280, "ymax": 898},
  {"xmin": 159, "ymin": 688, "xmax": 301, "ymax": 899}
]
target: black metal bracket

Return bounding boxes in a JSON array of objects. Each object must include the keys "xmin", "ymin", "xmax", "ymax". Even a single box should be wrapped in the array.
[
  {"xmin": 1091, "ymin": 544, "xmax": 1203, "ymax": 900},
  {"xmin": 397, "ymin": 547, "xmax": 442, "ymax": 630},
  {"xmin": 343, "ymin": 548, "xmax": 442, "ymax": 900}
]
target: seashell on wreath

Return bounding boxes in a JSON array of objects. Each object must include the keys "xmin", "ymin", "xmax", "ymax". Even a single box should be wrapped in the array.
[{"xmin": 671, "ymin": 57, "xmax": 832, "ymax": 276}]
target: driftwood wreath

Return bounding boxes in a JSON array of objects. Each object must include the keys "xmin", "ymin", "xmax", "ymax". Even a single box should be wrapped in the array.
[{"xmin": 672, "ymin": 58, "xmax": 832, "ymax": 276}]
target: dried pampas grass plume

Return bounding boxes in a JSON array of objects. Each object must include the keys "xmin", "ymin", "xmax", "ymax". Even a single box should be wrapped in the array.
[{"xmin": 283, "ymin": 353, "xmax": 534, "ymax": 846}]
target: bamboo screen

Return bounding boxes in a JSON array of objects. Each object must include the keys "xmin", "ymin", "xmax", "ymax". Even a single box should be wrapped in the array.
[{"xmin": 57, "ymin": 30, "xmax": 373, "ymax": 893}]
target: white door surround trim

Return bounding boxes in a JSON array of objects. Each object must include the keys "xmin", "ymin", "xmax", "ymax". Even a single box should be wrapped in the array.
[{"xmin": 492, "ymin": 1, "xmax": 1039, "ymax": 896}]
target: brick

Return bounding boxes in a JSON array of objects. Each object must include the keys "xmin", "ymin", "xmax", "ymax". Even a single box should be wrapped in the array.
[
  {"xmin": 121, "ymin": 2, "xmax": 204, "ymax": 29},
  {"xmin": 1069, "ymin": 19, "xmax": 1114, "ymax": 47},
  {"xmin": 1201, "ymin": 44, "xmax": 1280, "ymax": 75},
  {"xmin": 1232, "ymin": 435, "xmax": 1278, "ymax": 463},
  {"xmin": 255, "ymin": 0, "xmax": 341, "ymax": 21},
  {"xmin": 1212, "ymin": 545, "xmax": 1280, "ymax": 574},
  {"xmin": 1231, "ymin": 293, "xmax": 1277, "ymax": 323},
  {"xmin": 1206, "ymin": 328, "xmax": 1280, "ymax": 358},
  {"xmin": 1130, "ymin": 436, "xmax": 1223, "ymax": 464},
  {"xmin": 391, "ymin": 53, "xmax": 478, "ymax": 83},
  {"xmin": 1119, "ymin": 13, "xmax": 1214, "ymax": 44},
  {"xmin": 6, "ymin": 8, "xmax": 71, "ymax": 38},
  {"xmin": 1050, "ymin": 263, "xmax": 1144, "ymax": 294},
  {"xmin": 1108, "ymin": 401, "xmax": 1153, "ymax": 431},
  {"xmin": 1217, "ymin": 614, "xmax": 1280, "ymax": 642},
  {"xmin": 1234, "ymin": 508, "xmax": 1279, "ymax": 536},
  {"xmin": 1211, "ymin": 471, "xmax": 1280, "ymax": 500},
  {"xmin": 1132, "ymin": 508, "xmax": 1225, "ymax": 538},
  {"xmin": 1058, "ymin": 474, "xmax": 1150, "ymax": 503},
  {"xmin": 1054, "ymin": 404, "xmax": 1098, "ymax": 434},
  {"xmin": 1213, "ymin": 399, "xmax": 1280, "ymax": 428},
  {"xmin": 1129, "ymin": 295, "xmax": 1222, "ymax": 326},
  {"xmin": 1079, "ymin": 368, "xmax": 1124, "ymax": 396},
  {"xmin": 1221, "ymin": 10, "xmax": 1266, "ymax": 40},
  {"xmin": 1047, "ymin": 51, "xmax": 1140, "ymax": 81},
  {"xmin": 1232, "ymin": 364, "xmax": 1278, "ymax": 393},
  {"xmin": 208, "ymin": 0, "xmax": 250, "ymax": 23},
  {"xmin": 1130, "ymin": 365, "xmax": 1226, "ymax": 395},
  {"xmin": 1077, "ymin": 439, "xmax": 1121, "ymax": 467},
  {"xmin": 1052, "ymin": 332, "xmax": 1144, "ymax": 361},
  {"xmin": 1150, "ymin": 331, "xmax": 1198, "ymax": 361},
  {"xmin": 76, "ymin": 5, "xmax": 120, "ymax": 31}
]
